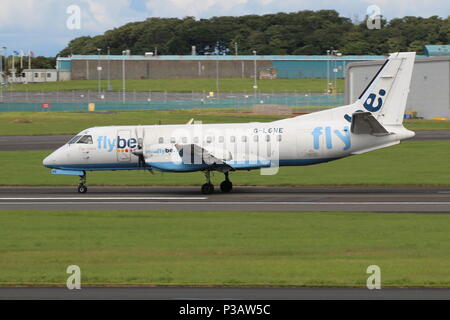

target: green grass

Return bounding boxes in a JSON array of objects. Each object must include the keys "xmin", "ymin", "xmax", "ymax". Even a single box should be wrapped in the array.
[
  {"xmin": 0, "ymin": 110, "xmax": 284, "ymax": 136},
  {"xmin": 403, "ymin": 119, "xmax": 450, "ymax": 130},
  {"xmin": 6, "ymin": 78, "xmax": 344, "ymax": 93},
  {"xmin": 1, "ymin": 110, "xmax": 449, "ymax": 136},
  {"xmin": 1, "ymin": 141, "xmax": 449, "ymax": 186},
  {"xmin": 1, "ymin": 210, "xmax": 449, "ymax": 287}
]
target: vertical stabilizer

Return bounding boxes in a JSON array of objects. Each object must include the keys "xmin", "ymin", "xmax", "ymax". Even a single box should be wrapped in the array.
[{"xmin": 356, "ymin": 52, "xmax": 415, "ymax": 125}]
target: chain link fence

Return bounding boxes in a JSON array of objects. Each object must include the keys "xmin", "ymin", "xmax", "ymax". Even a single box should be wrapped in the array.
[{"xmin": 0, "ymin": 90, "xmax": 344, "ymax": 112}]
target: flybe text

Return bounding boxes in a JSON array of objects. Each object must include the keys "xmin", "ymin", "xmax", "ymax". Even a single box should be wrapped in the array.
[
  {"xmin": 311, "ymin": 126, "xmax": 351, "ymax": 150},
  {"xmin": 97, "ymin": 136, "xmax": 137, "ymax": 152}
]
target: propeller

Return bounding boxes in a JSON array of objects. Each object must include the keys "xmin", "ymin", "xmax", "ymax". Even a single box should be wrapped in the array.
[{"xmin": 132, "ymin": 126, "xmax": 146, "ymax": 168}]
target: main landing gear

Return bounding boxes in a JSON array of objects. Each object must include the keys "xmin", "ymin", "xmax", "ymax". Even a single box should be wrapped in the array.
[
  {"xmin": 220, "ymin": 172, "xmax": 233, "ymax": 193},
  {"xmin": 201, "ymin": 171, "xmax": 233, "ymax": 194},
  {"xmin": 77, "ymin": 173, "xmax": 88, "ymax": 194},
  {"xmin": 201, "ymin": 171, "xmax": 214, "ymax": 194}
]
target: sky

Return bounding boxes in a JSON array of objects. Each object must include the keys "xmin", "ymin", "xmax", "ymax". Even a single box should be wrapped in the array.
[{"xmin": 0, "ymin": 0, "xmax": 449, "ymax": 57}]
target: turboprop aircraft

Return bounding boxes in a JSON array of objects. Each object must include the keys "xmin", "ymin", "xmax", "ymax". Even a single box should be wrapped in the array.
[{"xmin": 43, "ymin": 52, "xmax": 416, "ymax": 194}]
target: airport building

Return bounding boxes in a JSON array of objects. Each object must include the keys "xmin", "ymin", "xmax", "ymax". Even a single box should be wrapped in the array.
[
  {"xmin": 55, "ymin": 46, "xmax": 450, "ymax": 81},
  {"xmin": 5, "ymin": 69, "xmax": 71, "ymax": 84},
  {"xmin": 345, "ymin": 55, "xmax": 450, "ymax": 120},
  {"xmin": 56, "ymin": 54, "xmax": 388, "ymax": 81}
]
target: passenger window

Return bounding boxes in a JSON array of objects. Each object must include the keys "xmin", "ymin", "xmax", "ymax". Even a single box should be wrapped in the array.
[
  {"xmin": 67, "ymin": 135, "xmax": 81, "ymax": 144},
  {"xmin": 277, "ymin": 135, "xmax": 282, "ymax": 142},
  {"xmin": 194, "ymin": 137, "xmax": 199, "ymax": 144},
  {"xmin": 158, "ymin": 137, "xmax": 164, "ymax": 144},
  {"xmin": 77, "ymin": 135, "xmax": 93, "ymax": 144},
  {"xmin": 230, "ymin": 136, "xmax": 236, "ymax": 143},
  {"xmin": 242, "ymin": 136, "xmax": 247, "ymax": 143},
  {"xmin": 170, "ymin": 137, "xmax": 176, "ymax": 143},
  {"xmin": 253, "ymin": 135, "xmax": 258, "ymax": 142},
  {"xmin": 266, "ymin": 135, "xmax": 270, "ymax": 142},
  {"xmin": 218, "ymin": 136, "xmax": 224, "ymax": 143},
  {"xmin": 182, "ymin": 137, "xmax": 187, "ymax": 144},
  {"xmin": 206, "ymin": 136, "xmax": 212, "ymax": 143}
]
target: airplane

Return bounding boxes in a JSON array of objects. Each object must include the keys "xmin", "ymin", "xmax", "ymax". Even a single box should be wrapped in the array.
[{"xmin": 43, "ymin": 52, "xmax": 416, "ymax": 194}]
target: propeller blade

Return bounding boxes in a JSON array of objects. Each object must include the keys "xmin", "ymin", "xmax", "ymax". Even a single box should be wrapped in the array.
[{"xmin": 133, "ymin": 126, "xmax": 146, "ymax": 168}]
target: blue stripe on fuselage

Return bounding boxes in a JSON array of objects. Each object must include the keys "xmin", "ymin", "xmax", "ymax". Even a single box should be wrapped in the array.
[{"xmin": 44, "ymin": 157, "xmax": 341, "ymax": 172}]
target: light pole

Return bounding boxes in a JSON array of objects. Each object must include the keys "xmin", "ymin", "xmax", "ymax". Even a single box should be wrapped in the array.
[
  {"xmin": 122, "ymin": 50, "xmax": 126, "ymax": 103},
  {"xmin": 326, "ymin": 49, "xmax": 339, "ymax": 95},
  {"xmin": 253, "ymin": 50, "xmax": 257, "ymax": 99},
  {"xmin": 234, "ymin": 42, "xmax": 238, "ymax": 56},
  {"xmin": 107, "ymin": 46, "xmax": 111, "ymax": 91},
  {"xmin": 326, "ymin": 49, "xmax": 330, "ymax": 94},
  {"xmin": 0, "ymin": 47, "xmax": 6, "ymax": 102},
  {"xmin": 333, "ymin": 50, "xmax": 340, "ymax": 95},
  {"xmin": 0, "ymin": 47, "xmax": 5, "ymax": 82},
  {"xmin": 216, "ymin": 56, "xmax": 219, "ymax": 98},
  {"xmin": 97, "ymin": 48, "xmax": 102, "ymax": 97},
  {"xmin": 0, "ymin": 47, "xmax": 7, "ymax": 79}
]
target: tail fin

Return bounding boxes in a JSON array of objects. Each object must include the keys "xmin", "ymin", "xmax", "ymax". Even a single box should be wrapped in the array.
[{"xmin": 356, "ymin": 52, "xmax": 415, "ymax": 125}]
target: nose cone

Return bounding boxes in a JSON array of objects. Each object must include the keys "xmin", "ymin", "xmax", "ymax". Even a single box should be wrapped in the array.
[
  {"xmin": 43, "ymin": 152, "xmax": 56, "ymax": 168},
  {"xmin": 43, "ymin": 146, "xmax": 70, "ymax": 168},
  {"xmin": 43, "ymin": 147, "xmax": 65, "ymax": 168}
]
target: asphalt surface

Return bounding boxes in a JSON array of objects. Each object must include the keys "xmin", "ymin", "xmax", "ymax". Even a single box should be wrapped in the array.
[
  {"xmin": 1, "ymin": 186, "xmax": 450, "ymax": 212},
  {"xmin": 1, "ymin": 130, "xmax": 449, "ymax": 151},
  {"xmin": 413, "ymin": 129, "xmax": 450, "ymax": 140},
  {"xmin": 0, "ymin": 134, "xmax": 73, "ymax": 151},
  {"xmin": 0, "ymin": 287, "xmax": 449, "ymax": 300}
]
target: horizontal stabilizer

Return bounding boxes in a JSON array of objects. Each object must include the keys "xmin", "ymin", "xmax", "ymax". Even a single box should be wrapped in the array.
[{"xmin": 351, "ymin": 112, "xmax": 390, "ymax": 136}]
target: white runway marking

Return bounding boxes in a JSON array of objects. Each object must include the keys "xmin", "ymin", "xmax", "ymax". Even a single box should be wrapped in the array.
[
  {"xmin": 0, "ymin": 197, "xmax": 208, "ymax": 201},
  {"xmin": 1, "ymin": 201, "xmax": 450, "ymax": 205}
]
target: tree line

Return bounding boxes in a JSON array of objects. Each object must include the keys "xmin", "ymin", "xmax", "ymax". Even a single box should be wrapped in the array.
[{"xmin": 57, "ymin": 10, "xmax": 447, "ymax": 57}]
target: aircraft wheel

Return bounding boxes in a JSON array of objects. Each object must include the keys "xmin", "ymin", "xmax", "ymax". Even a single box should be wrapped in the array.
[
  {"xmin": 220, "ymin": 180, "xmax": 233, "ymax": 193},
  {"xmin": 78, "ymin": 185, "xmax": 88, "ymax": 194},
  {"xmin": 201, "ymin": 183, "xmax": 214, "ymax": 195}
]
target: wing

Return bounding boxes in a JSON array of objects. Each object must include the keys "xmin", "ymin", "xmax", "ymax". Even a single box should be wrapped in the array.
[
  {"xmin": 175, "ymin": 143, "xmax": 273, "ymax": 171},
  {"xmin": 174, "ymin": 144, "xmax": 234, "ymax": 172}
]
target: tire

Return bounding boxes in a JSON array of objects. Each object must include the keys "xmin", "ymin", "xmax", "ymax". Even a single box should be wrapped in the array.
[
  {"xmin": 78, "ymin": 185, "xmax": 88, "ymax": 194},
  {"xmin": 220, "ymin": 180, "xmax": 233, "ymax": 193},
  {"xmin": 201, "ymin": 183, "xmax": 214, "ymax": 195}
]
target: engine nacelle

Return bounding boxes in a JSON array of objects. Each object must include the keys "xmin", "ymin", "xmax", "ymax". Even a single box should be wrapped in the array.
[{"xmin": 144, "ymin": 144, "xmax": 208, "ymax": 172}]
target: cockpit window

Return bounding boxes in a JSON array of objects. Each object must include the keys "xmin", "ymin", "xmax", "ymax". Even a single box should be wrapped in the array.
[
  {"xmin": 67, "ymin": 135, "xmax": 81, "ymax": 144},
  {"xmin": 77, "ymin": 135, "xmax": 93, "ymax": 144}
]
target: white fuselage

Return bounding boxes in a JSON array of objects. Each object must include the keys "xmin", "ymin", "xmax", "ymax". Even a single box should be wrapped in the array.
[{"xmin": 43, "ymin": 105, "xmax": 415, "ymax": 173}]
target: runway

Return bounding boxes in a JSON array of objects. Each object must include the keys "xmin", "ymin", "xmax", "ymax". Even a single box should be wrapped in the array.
[
  {"xmin": 0, "ymin": 135, "xmax": 72, "ymax": 151},
  {"xmin": 1, "ymin": 186, "xmax": 450, "ymax": 212},
  {"xmin": 1, "ymin": 130, "xmax": 449, "ymax": 151},
  {"xmin": 0, "ymin": 286, "xmax": 449, "ymax": 300}
]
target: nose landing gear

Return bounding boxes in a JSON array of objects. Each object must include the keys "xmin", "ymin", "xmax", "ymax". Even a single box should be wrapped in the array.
[{"xmin": 78, "ymin": 173, "xmax": 88, "ymax": 194}]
